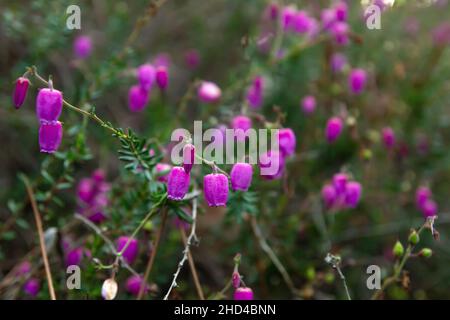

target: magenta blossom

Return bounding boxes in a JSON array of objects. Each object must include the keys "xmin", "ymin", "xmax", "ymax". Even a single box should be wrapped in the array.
[
  {"xmin": 23, "ymin": 278, "xmax": 40, "ymax": 297},
  {"xmin": 322, "ymin": 184, "xmax": 337, "ymax": 208},
  {"xmin": 234, "ymin": 287, "xmax": 254, "ymax": 300},
  {"xmin": 259, "ymin": 150, "xmax": 285, "ymax": 180},
  {"xmin": 155, "ymin": 163, "xmax": 172, "ymax": 183},
  {"xmin": 330, "ymin": 53, "xmax": 347, "ymax": 73},
  {"xmin": 277, "ymin": 128, "xmax": 296, "ymax": 157},
  {"xmin": 126, "ymin": 275, "xmax": 149, "ymax": 296},
  {"xmin": 381, "ymin": 127, "xmax": 395, "ymax": 149},
  {"xmin": 156, "ymin": 66, "xmax": 169, "ymax": 90},
  {"xmin": 167, "ymin": 166, "xmax": 190, "ymax": 201},
  {"xmin": 301, "ymin": 95, "xmax": 316, "ymax": 114},
  {"xmin": 137, "ymin": 64, "xmax": 156, "ymax": 91},
  {"xmin": 73, "ymin": 35, "xmax": 92, "ymax": 59},
  {"xmin": 13, "ymin": 77, "xmax": 30, "ymax": 109},
  {"xmin": 116, "ymin": 236, "xmax": 139, "ymax": 265},
  {"xmin": 349, "ymin": 68, "xmax": 367, "ymax": 94},
  {"xmin": 231, "ymin": 115, "xmax": 252, "ymax": 142},
  {"xmin": 203, "ymin": 173, "xmax": 229, "ymax": 207},
  {"xmin": 39, "ymin": 121, "xmax": 63, "ymax": 153},
  {"xmin": 325, "ymin": 117, "xmax": 343, "ymax": 143},
  {"xmin": 198, "ymin": 81, "xmax": 221, "ymax": 103},
  {"xmin": 246, "ymin": 76, "xmax": 264, "ymax": 109},
  {"xmin": 36, "ymin": 88, "xmax": 63, "ymax": 123},
  {"xmin": 182, "ymin": 144, "xmax": 195, "ymax": 174},
  {"xmin": 128, "ymin": 85, "xmax": 149, "ymax": 112},
  {"xmin": 230, "ymin": 163, "xmax": 253, "ymax": 191}
]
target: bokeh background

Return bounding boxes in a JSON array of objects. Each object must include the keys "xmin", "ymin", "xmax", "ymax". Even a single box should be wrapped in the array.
[{"xmin": 1, "ymin": 0, "xmax": 450, "ymax": 300}]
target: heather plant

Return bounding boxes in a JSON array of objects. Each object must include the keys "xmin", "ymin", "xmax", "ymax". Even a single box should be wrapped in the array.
[{"xmin": 1, "ymin": 0, "xmax": 450, "ymax": 301}]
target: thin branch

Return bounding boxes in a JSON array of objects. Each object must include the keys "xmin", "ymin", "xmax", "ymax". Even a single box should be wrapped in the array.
[
  {"xmin": 137, "ymin": 208, "xmax": 169, "ymax": 299},
  {"xmin": 22, "ymin": 176, "xmax": 56, "ymax": 300},
  {"xmin": 163, "ymin": 197, "xmax": 201, "ymax": 300},
  {"xmin": 180, "ymin": 227, "xmax": 204, "ymax": 300},
  {"xmin": 250, "ymin": 216, "xmax": 297, "ymax": 296},
  {"xmin": 325, "ymin": 253, "xmax": 351, "ymax": 300}
]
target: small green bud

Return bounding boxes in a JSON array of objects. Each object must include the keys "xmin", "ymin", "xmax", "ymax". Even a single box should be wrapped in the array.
[
  {"xmin": 324, "ymin": 272, "xmax": 335, "ymax": 284},
  {"xmin": 305, "ymin": 267, "xmax": 316, "ymax": 281},
  {"xmin": 419, "ymin": 248, "xmax": 432, "ymax": 258},
  {"xmin": 393, "ymin": 241, "xmax": 404, "ymax": 258},
  {"xmin": 408, "ymin": 230, "xmax": 420, "ymax": 245}
]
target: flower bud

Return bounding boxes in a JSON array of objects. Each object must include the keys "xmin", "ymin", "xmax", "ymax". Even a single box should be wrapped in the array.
[
  {"xmin": 39, "ymin": 121, "xmax": 63, "ymax": 153},
  {"xmin": 408, "ymin": 230, "xmax": 420, "ymax": 245},
  {"xmin": 101, "ymin": 278, "xmax": 118, "ymax": 300},
  {"xmin": 128, "ymin": 85, "xmax": 149, "ymax": 112},
  {"xmin": 322, "ymin": 184, "xmax": 337, "ymax": 208},
  {"xmin": 182, "ymin": 144, "xmax": 195, "ymax": 174},
  {"xmin": 155, "ymin": 66, "xmax": 169, "ymax": 90},
  {"xmin": 230, "ymin": 163, "xmax": 253, "ymax": 191},
  {"xmin": 73, "ymin": 35, "xmax": 92, "ymax": 59},
  {"xmin": 231, "ymin": 115, "xmax": 252, "ymax": 142},
  {"xmin": 232, "ymin": 271, "xmax": 241, "ymax": 289},
  {"xmin": 246, "ymin": 76, "xmax": 264, "ymax": 109},
  {"xmin": 13, "ymin": 77, "xmax": 30, "ymax": 108},
  {"xmin": 77, "ymin": 178, "xmax": 95, "ymax": 203},
  {"xmin": 167, "ymin": 166, "xmax": 190, "ymax": 200},
  {"xmin": 331, "ymin": 22, "xmax": 349, "ymax": 45},
  {"xmin": 349, "ymin": 68, "xmax": 367, "ymax": 94},
  {"xmin": 137, "ymin": 64, "xmax": 156, "ymax": 91},
  {"xmin": 344, "ymin": 181, "xmax": 362, "ymax": 208},
  {"xmin": 198, "ymin": 81, "xmax": 221, "ymax": 103},
  {"xmin": 277, "ymin": 128, "xmax": 296, "ymax": 157},
  {"xmin": 415, "ymin": 186, "xmax": 432, "ymax": 210},
  {"xmin": 116, "ymin": 236, "xmax": 139, "ymax": 265},
  {"xmin": 422, "ymin": 199, "xmax": 438, "ymax": 218},
  {"xmin": 419, "ymin": 248, "xmax": 432, "ymax": 258},
  {"xmin": 393, "ymin": 241, "xmax": 404, "ymax": 258},
  {"xmin": 382, "ymin": 127, "xmax": 395, "ymax": 149},
  {"xmin": 125, "ymin": 275, "xmax": 149, "ymax": 296},
  {"xmin": 36, "ymin": 88, "xmax": 63, "ymax": 122},
  {"xmin": 23, "ymin": 278, "xmax": 40, "ymax": 297},
  {"xmin": 155, "ymin": 163, "xmax": 172, "ymax": 183},
  {"xmin": 301, "ymin": 95, "xmax": 316, "ymax": 114},
  {"xmin": 233, "ymin": 287, "xmax": 254, "ymax": 300},
  {"xmin": 203, "ymin": 173, "xmax": 229, "ymax": 207},
  {"xmin": 334, "ymin": 1, "xmax": 348, "ymax": 22},
  {"xmin": 65, "ymin": 247, "xmax": 85, "ymax": 267},
  {"xmin": 325, "ymin": 117, "xmax": 343, "ymax": 143}
]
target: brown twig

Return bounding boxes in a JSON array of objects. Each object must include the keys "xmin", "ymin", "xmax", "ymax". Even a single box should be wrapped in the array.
[
  {"xmin": 137, "ymin": 208, "xmax": 169, "ymax": 300},
  {"xmin": 22, "ymin": 176, "xmax": 56, "ymax": 300},
  {"xmin": 179, "ymin": 227, "xmax": 204, "ymax": 300}
]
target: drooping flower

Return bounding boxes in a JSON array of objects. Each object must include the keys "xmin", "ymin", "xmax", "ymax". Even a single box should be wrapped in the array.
[
  {"xmin": 167, "ymin": 166, "xmax": 190, "ymax": 201},
  {"xmin": 39, "ymin": 121, "xmax": 63, "ymax": 153},
  {"xmin": 13, "ymin": 77, "xmax": 30, "ymax": 109},
  {"xmin": 381, "ymin": 127, "xmax": 396, "ymax": 149},
  {"xmin": 198, "ymin": 81, "xmax": 221, "ymax": 103},
  {"xmin": 332, "ymin": 173, "xmax": 348, "ymax": 195},
  {"xmin": 246, "ymin": 76, "xmax": 264, "ymax": 109},
  {"xmin": 36, "ymin": 88, "xmax": 63, "ymax": 122},
  {"xmin": 182, "ymin": 144, "xmax": 195, "ymax": 174},
  {"xmin": 325, "ymin": 117, "xmax": 343, "ymax": 143},
  {"xmin": 137, "ymin": 64, "xmax": 156, "ymax": 91},
  {"xmin": 23, "ymin": 278, "xmax": 40, "ymax": 297},
  {"xmin": 128, "ymin": 85, "xmax": 149, "ymax": 112},
  {"xmin": 155, "ymin": 163, "xmax": 172, "ymax": 183},
  {"xmin": 234, "ymin": 287, "xmax": 254, "ymax": 300},
  {"xmin": 259, "ymin": 150, "xmax": 285, "ymax": 180},
  {"xmin": 230, "ymin": 163, "xmax": 253, "ymax": 191},
  {"xmin": 281, "ymin": 6, "xmax": 297, "ymax": 31},
  {"xmin": 125, "ymin": 275, "xmax": 149, "ymax": 296},
  {"xmin": 277, "ymin": 128, "xmax": 296, "ymax": 157},
  {"xmin": 345, "ymin": 181, "xmax": 362, "ymax": 208},
  {"xmin": 349, "ymin": 68, "xmax": 367, "ymax": 94},
  {"xmin": 331, "ymin": 22, "xmax": 349, "ymax": 45},
  {"xmin": 65, "ymin": 247, "xmax": 88, "ymax": 267},
  {"xmin": 73, "ymin": 35, "xmax": 92, "ymax": 59},
  {"xmin": 334, "ymin": 1, "xmax": 348, "ymax": 22},
  {"xmin": 301, "ymin": 95, "xmax": 316, "ymax": 114},
  {"xmin": 322, "ymin": 184, "xmax": 337, "ymax": 208},
  {"xmin": 231, "ymin": 115, "xmax": 252, "ymax": 142},
  {"xmin": 116, "ymin": 236, "xmax": 139, "ymax": 265},
  {"xmin": 155, "ymin": 66, "xmax": 169, "ymax": 90},
  {"xmin": 77, "ymin": 170, "xmax": 110, "ymax": 224},
  {"xmin": 203, "ymin": 173, "xmax": 229, "ymax": 207}
]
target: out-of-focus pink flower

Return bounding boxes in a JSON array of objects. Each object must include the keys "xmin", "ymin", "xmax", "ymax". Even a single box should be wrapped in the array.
[
  {"xmin": 325, "ymin": 117, "xmax": 344, "ymax": 143},
  {"xmin": 349, "ymin": 68, "xmax": 367, "ymax": 94},
  {"xmin": 301, "ymin": 95, "xmax": 316, "ymax": 114},
  {"xmin": 381, "ymin": 127, "xmax": 396, "ymax": 149},
  {"xmin": 73, "ymin": 35, "xmax": 92, "ymax": 59},
  {"xmin": 23, "ymin": 278, "xmax": 40, "ymax": 297},
  {"xmin": 432, "ymin": 22, "xmax": 450, "ymax": 46},
  {"xmin": 126, "ymin": 275, "xmax": 149, "ymax": 296},
  {"xmin": 184, "ymin": 49, "xmax": 200, "ymax": 69},
  {"xmin": 198, "ymin": 81, "xmax": 221, "ymax": 103},
  {"xmin": 330, "ymin": 53, "xmax": 347, "ymax": 73}
]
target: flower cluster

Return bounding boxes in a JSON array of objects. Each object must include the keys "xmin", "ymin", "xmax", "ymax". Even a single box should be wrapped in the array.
[
  {"xmin": 76, "ymin": 169, "xmax": 110, "ymax": 223},
  {"xmin": 322, "ymin": 173, "xmax": 362, "ymax": 210}
]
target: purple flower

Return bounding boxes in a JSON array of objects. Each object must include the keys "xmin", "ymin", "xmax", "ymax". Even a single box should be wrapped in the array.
[
  {"xmin": 331, "ymin": 22, "xmax": 349, "ymax": 45},
  {"xmin": 92, "ymin": 169, "xmax": 106, "ymax": 183},
  {"xmin": 230, "ymin": 163, "xmax": 253, "ymax": 191},
  {"xmin": 183, "ymin": 144, "xmax": 195, "ymax": 174},
  {"xmin": 231, "ymin": 115, "xmax": 252, "ymax": 142},
  {"xmin": 381, "ymin": 127, "xmax": 395, "ymax": 149},
  {"xmin": 116, "ymin": 236, "xmax": 139, "ymax": 265},
  {"xmin": 16, "ymin": 261, "xmax": 31, "ymax": 276},
  {"xmin": 266, "ymin": 2, "xmax": 279, "ymax": 20},
  {"xmin": 277, "ymin": 128, "xmax": 296, "ymax": 157},
  {"xmin": 281, "ymin": 6, "xmax": 296, "ymax": 31},
  {"xmin": 334, "ymin": 1, "xmax": 348, "ymax": 22},
  {"xmin": 65, "ymin": 247, "xmax": 85, "ymax": 267},
  {"xmin": 349, "ymin": 68, "xmax": 367, "ymax": 94},
  {"xmin": 432, "ymin": 22, "xmax": 450, "ymax": 46},
  {"xmin": 333, "ymin": 173, "xmax": 348, "ymax": 195},
  {"xmin": 184, "ymin": 49, "xmax": 200, "ymax": 69},
  {"xmin": 203, "ymin": 173, "xmax": 229, "ymax": 207},
  {"xmin": 39, "ymin": 121, "xmax": 63, "ymax": 153},
  {"xmin": 156, "ymin": 66, "xmax": 169, "ymax": 90},
  {"xmin": 293, "ymin": 10, "xmax": 311, "ymax": 33},
  {"xmin": 416, "ymin": 186, "xmax": 432, "ymax": 210},
  {"xmin": 137, "ymin": 64, "xmax": 156, "ymax": 91},
  {"xmin": 126, "ymin": 275, "xmax": 149, "ymax": 296},
  {"xmin": 153, "ymin": 53, "xmax": 170, "ymax": 68},
  {"xmin": 322, "ymin": 184, "xmax": 337, "ymax": 208},
  {"xmin": 330, "ymin": 53, "xmax": 347, "ymax": 73},
  {"xmin": 345, "ymin": 181, "xmax": 362, "ymax": 208},
  {"xmin": 23, "ymin": 278, "xmax": 40, "ymax": 297},
  {"xmin": 128, "ymin": 85, "xmax": 149, "ymax": 112},
  {"xmin": 259, "ymin": 150, "xmax": 285, "ymax": 180},
  {"xmin": 234, "ymin": 287, "xmax": 254, "ymax": 300},
  {"xmin": 198, "ymin": 81, "xmax": 221, "ymax": 103},
  {"xmin": 13, "ymin": 77, "xmax": 30, "ymax": 109},
  {"xmin": 422, "ymin": 199, "xmax": 438, "ymax": 218},
  {"xmin": 301, "ymin": 95, "xmax": 316, "ymax": 114},
  {"xmin": 77, "ymin": 178, "xmax": 95, "ymax": 203},
  {"xmin": 246, "ymin": 76, "xmax": 264, "ymax": 109},
  {"xmin": 73, "ymin": 35, "xmax": 92, "ymax": 59},
  {"xmin": 36, "ymin": 88, "xmax": 63, "ymax": 123},
  {"xmin": 155, "ymin": 163, "xmax": 172, "ymax": 183},
  {"xmin": 325, "ymin": 117, "xmax": 343, "ymax": 143},
  {"xmin": 321, "ymin": 8, "xmax": 336, "ymax": 30},
  {"xmin": 167, "ymin": 166, "xmax": 190, "ymax": 201}
]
